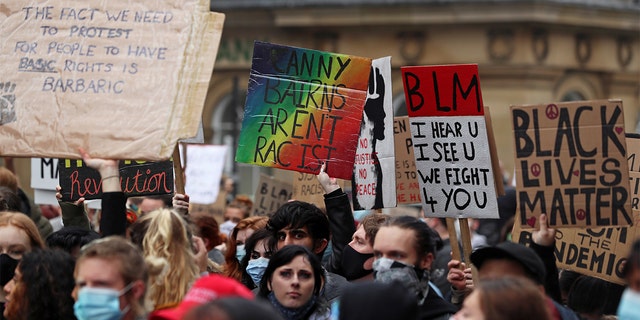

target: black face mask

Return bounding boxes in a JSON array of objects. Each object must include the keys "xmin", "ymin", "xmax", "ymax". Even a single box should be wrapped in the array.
[
  {"xmin": 0, "ymin": 254, "xmax": 18, "ymax": 287},
  {"xmin": 341, "ymin": 245, "xmax": 374, "ymax": 281}
]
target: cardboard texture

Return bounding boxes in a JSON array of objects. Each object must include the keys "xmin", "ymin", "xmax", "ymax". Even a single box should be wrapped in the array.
[
  {"xmin": 401, "ymin": 64, "xmax": 499, "ymax": 219},
  {"xmin": 352, "ymin": 57, "xmax": 396, "ymax": 210},
  {"xmin": 511, "ymin": 99, "xmax": 632, "ymax": 228},
  {"xmin": 291, "ymin": 172, "xmax": 345, "ymax": 211},
  {"xmin": 252, "ymin": 174, "xmax": 293, "ymax": 216},
  {"xmin": 394, "ymin": 116, "xmax": 421, "ymax": 204},
  {"xmin": 511, "ymin": 133, "xmax": 640, "ymax": 285},
  {"xmin": 235, "ymin": 41, "xmax": 372, "ymax": 180},
  {"xmin": 184, "ymin": 144, "xmax": 227, "ymax": 204},
  {"xmin": 58, "ymin": 159, "xmax": 174, "ymax": 201},
  {"xmin": 0, "ymin": 1, "xmax": 224, "ymax": 160}
]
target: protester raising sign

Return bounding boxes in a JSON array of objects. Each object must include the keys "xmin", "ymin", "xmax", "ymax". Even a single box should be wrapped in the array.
[
  {"xmin": 394, "ymin": 117, "xmax": 421, "ymax": 205},
  {"xmin": 58, "ymin": 159, "xmax": 174, "ymax": 201},
  {"xmin": 235, "ymin": 41, "xmax": 372, "ymax": 180},
  {"xmin": 401, "ymin": 64, "xmax": 499, "ymax": 219},
  {"xmin": 0, "ymin": 0, "xmax": 224, "ymax": 160},
  {"xmin": 351, "ymin": 57, "xmax": 396, "ymax": 210},
  {"xmin": 511, "ymin": 100, "xmax": 632, "ymax": 228}
]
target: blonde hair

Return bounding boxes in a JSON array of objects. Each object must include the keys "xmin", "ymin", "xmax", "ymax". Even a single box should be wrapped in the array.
[
  {"xmin": 0, "ymin": 211, "xmax": 44, "ymax": 250},
  {"xmin": 140, "ymin": 209, "xmax": 199, "ymax": 310}
]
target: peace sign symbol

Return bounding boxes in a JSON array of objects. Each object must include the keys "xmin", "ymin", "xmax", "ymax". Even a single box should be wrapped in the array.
[
  {"xmin": 576, "ymin": 209, "xmax": 586, "ymax": 220},
  {"xmin": 531, "ymin": 163, "xmax": 541, "ymax": 177},
  {"xmin": 546, "ymin": 104, "xmax": 559, "ymax": 119}
]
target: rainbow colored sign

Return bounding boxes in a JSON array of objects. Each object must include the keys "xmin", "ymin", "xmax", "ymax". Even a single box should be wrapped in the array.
[{"xmin": 236, "ymin": 41, "xmax": 372, "ymax": 179}]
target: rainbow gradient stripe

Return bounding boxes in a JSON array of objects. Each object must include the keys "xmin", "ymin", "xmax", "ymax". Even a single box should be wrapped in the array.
[{"xmin": 236, "ymin": 41, "xmax": 372, "ymax": 180}]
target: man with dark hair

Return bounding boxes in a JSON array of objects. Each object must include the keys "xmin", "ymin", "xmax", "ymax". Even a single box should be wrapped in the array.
[
  {"xmin": 267, "ymin": 200, "xmax": 350, "ymax": 303},
  {"xmin": 45, "ymin": 226, "xmax": 100, "ymax": 258},
  {"xmin": 373, "ymin": 215, "xmax": 457, "ymax": 320}
]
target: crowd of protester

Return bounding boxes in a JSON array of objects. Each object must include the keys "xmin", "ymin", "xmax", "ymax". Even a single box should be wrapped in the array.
[{"xmin": 0, "ymin": 152, "xmax": 637, "ymax": 320}]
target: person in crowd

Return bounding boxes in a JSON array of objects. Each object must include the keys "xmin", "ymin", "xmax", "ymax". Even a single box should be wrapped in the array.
[
  {"xmin": 340, "ymin": 212, "xmax": 389, "ymax": 282},
  {"xmin": 566, "ymin": 274, "xmax": 623, "ymax": 320},
  {"xmin": 220, "ymin": 196, "xmax": 253, "ymax": 236},
  {"xmin": 0, "ymin": 167, "xmax": 52, "ymax": 239},
  {"xmin": 0, "ymin": 212, "xmax": 45, "ymax": 319},
  {"xmin": 451, "ymin": 239, "xmax": 579, "ymax": 320},
  {"xmin": 337, "ymin": 281, "xmax": 418, "ymax": 320},
  {"xmin": 133, "ymin": 195, "xmax": 172, "ymax": 216},
  {"xmin": 258, "ymin": 245, "xmax": 330, "ymax": 320},
  {"xmin": 372, "ymin": 215, "xmax": 457, "ymax": 320},
  {"xmin": 221, "ymin": 175, "xmax": 237, "ymax": 205},
  {"xmin": 424, "ymin": 216, "xmax": 455, "ymax": 298},
  {"xmin": 618, "ymin": 238, "xmax": 640, "ymax": 320},
  {"xmin": 242, "ymin": 228, "xmax": 274, "ymax": 289},
  {"xmin": 73, "ymin": 236, "xmax": 148, "ymax": 320},
  {"xmin": 451, "ymin": 276, "xmax": 551, "ymax": 320},
  {"xmin": 128, "ymin": 208, "xmax": 207, "ymax": 310},
  {"xmin": 3, "ymin": 249, "xmax": 76, "ymax": 320},
  {"xmin": 266, "ymin": 200, "xmax": 349, "ymax": 303},
  {"xmin": 192, "ymin": 214, "xmax": 226, "ymax": 265},
  {"xmin": 45, "ymin": 226, "xmax": 100, "ymax": 258},
  {"xmin": 224, "ymin": 216, "xmax": 268, "ymax": 282},
  {"xmin": 184, "ymin": 297, "xmax": 284, "ymax": 320},
  {"xmin": 149, "ymin": 274, "xmax": 255, "ymax": 320}
]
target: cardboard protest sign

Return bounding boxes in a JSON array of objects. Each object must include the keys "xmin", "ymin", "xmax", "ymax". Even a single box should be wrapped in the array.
[
  {"xmin": 352, "ymin": 57, "xmax": 396, "ymax": 210},
  {"xmin": 394, "ymin": 117, "xmax": 421, "ymax": 204},
  {"xmin": 511, "ymin": 99, "xmax": 631, "ymax": 228},
  {"xmin": 235, "ymin": 41, "xmax": 372, "ymax": 180},
  {"xmin": 0, "ymin": 1, "xmax": 224, "ymax": 160},
  {"xmin": 252, "ymin": 174, "xmax": 293, "ymax": 216},
  {"xmin": 511, "ymin": 133, "xmax": 640, "ymax": 284},
  {"xmin": 401, "ymin": 64, "xmax": 499, "ymax": 219},
  {"xmin": 58, "ymin": 159, "xmax": 174, "ymax": 201},
  {"xmin": 184, "ymin": 144, "xmax": 227, "ymax": 204},
  {"xmin": 291, "ymin": 172, "xmax": 345, "ymax": 211}
]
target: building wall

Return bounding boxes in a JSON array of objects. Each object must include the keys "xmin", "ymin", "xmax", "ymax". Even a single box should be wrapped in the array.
[{"xmin": 205, "ymin": 2, "xmax": 639, "ymax": 195}]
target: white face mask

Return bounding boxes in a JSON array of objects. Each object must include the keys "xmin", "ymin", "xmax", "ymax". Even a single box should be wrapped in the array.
[
  {"xmin": 220, "ymin": 220, "xmax": 237, "ymax": 237},
  {"xmin": 618, "ymin": 288, "xmax": 640, "ymax": 320}
]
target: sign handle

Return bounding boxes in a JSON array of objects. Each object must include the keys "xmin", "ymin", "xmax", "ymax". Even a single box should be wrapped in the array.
[
  {"xmin": 446, "ymin": 218, "xmax": 462, "ymax": 263},
  {"xmin": 484, "ymin": 107, "xmax": 505, "ymax": 197},
  {"xmin": 173, "ymin": 143, "xmax": 185, "ymax": 194},
  {"xmin": 458, "ymin": 218, "xmax": 479, "ymax": 286}
]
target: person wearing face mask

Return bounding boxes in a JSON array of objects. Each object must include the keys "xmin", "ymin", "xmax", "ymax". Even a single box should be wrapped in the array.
[
  {"xmin": 242, "ymin": 228, "xmax": 274, "ymax": 289},
  {"xmin": 0, "ymin": 212, "xmax": 45, "ymax": 320},
  {"xmin": 73, "ymin": 236, "xmax": 148, "ymax": 320},
  {"xmin": 340, "ymin": 213, "xmax": 389, "ymax": 282},
  {"xmin": 372, "ymin": 215, "xmax": 457, "ymax": 320},
  {"xmin": 220, "ymin": 196, "xmax": 253, "ymax": 237},
  {"xmin": 618, "ymin": 238, "xmax": 640, "ymax": 320},
  {"xmin": 224, "ymin": 216, "xmax": 269, "ymax": 284}
]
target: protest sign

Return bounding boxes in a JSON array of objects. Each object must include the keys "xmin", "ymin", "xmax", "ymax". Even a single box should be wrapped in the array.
[
  {"xmin": 235, "ymin": 41, "xmax": 372, "ymax": 180},
  {"xmin": 30, "ymin": 158, "xmax": 58, "ymax": 189},
  {"xmin": 58, "ymin": 159, "xmax": 174, "ymax": 201},
  {"xmin": 291, "ymin": 172, "xmax": 345, "ymax": 211},
  {"xmin": 394, "ymin": 116, "xmax": 421, "ymax": 205},
  {"xmin": 252, "ymin": 174, "xmax": 293, "ymax": 216},
  {"xmin": 184, "ymin": 144, "xmax": 227, "ymax": 204},
  {"xmin": 511, "ymin": 99, "xmax": 631, "ymax": 228},
  {"xmin": 352, "ymin": 57, "xmax": 396, "ymax": 210},
  {"xmin": 0, "ymin": 1, "xmax": 224, "ymax": 160},
  {"xmin": 401, "ymin": 64, "xmax": 499, "ymax": 219},
  {"xmin": 190, "ymin": 191, "xmax": 227, "ymax": 223}
]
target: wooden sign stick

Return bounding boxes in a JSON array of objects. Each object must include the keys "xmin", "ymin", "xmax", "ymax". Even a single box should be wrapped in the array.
[
  {"xmin": 172, "ymin": 143, "xmax": 186, "ymax": 195},
  {"xmin": 459, "ymin": 217, "xmax": 479, "ymax": 286},
  {"xmin": 446, "ymin": 218, "xmax": 462, "ymax": 263}
]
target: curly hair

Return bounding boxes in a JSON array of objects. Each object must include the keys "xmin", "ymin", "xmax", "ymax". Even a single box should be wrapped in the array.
[
  {"xmin": 137, "ymin": 209, "xmax": 199, "ymax": 309},
  {"xmin": 224, "ymin": 216, "xmax": 268, "ymax": 282},
  {"xmin": 6, "ymin": 249, "xmax": 76, "ymax": 320}
]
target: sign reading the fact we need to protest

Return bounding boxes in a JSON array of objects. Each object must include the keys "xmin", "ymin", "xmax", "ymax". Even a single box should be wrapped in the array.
[
  {"xmin": 511, "ymin": 100, "xmax": 632, "ymax": 229},
  {"xmin": 394, "ymin": 116, "xmax": 421, "ymax": 205},
  {"xmin": 401, "ymin": 64, "xmax": 499, "ymax": 218},
  {"xmin": 58, "ymin": 159, "xmax": 174, "ymax": 201},
  {"xmin": 352, "ymin": 57, "xmax": 396, "ymax": 210},
  {"xmin": 235, "ymin": 41, "xmax": 372, "ymax": 180},
  {"xmin": 0, "ymin": 1, "xmax": 224, "ymax": 160},
  {"xmin": 252, "ymin": 174, "xmax": 293, "ymax": 216},
  {"xmin": 512, "ymin": 133, "xmax": 640, "ymax": 284}
]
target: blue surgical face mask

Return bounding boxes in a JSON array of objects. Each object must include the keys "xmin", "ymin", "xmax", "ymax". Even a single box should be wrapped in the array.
[
  {"xmin": 220, "ymin": 220, "xmax": 237, "ymax": 236},
  {"xmin": 618, "ymin": 288, "xmax": 640, "ymax": 320},
  {"xmin": 236, "ymin": 244, "xmax": 246, "ymax": 262},
  {"xmin": 74, "ymin": 282, "xmax": 134, "ymax": 320},
  {"xmin": 246, "ymin": 257, "xmax": 269, "ymax": 286}
]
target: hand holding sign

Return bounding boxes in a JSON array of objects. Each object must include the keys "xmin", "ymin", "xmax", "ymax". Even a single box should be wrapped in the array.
[{"xmin": 317, "ymin": 162, "xmax": 340, "ymax": 194}]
